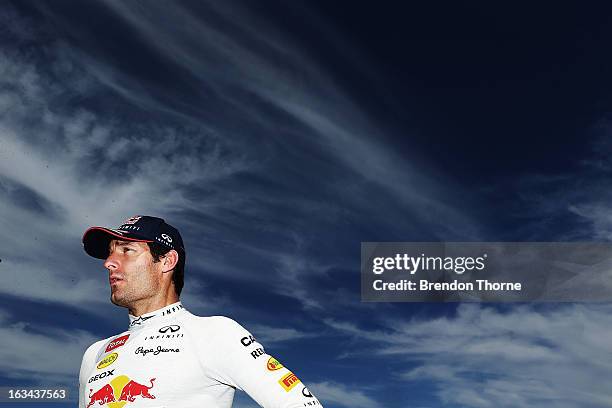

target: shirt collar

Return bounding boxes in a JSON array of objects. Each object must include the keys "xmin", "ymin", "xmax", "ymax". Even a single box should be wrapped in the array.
[{"xmin": 128, "ymin": 301, "xmax": 185, "ymax": 330}]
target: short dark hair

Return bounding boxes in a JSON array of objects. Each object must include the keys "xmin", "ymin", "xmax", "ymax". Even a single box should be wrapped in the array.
[{"xmin": 147, "ymin": 242, "xmax": 185, "ymax": 296}]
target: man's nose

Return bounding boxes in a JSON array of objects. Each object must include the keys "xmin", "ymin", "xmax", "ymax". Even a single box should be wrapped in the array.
[{"xmin": 104, "ymin": 254, "xmax": 119, "ymax": 271}]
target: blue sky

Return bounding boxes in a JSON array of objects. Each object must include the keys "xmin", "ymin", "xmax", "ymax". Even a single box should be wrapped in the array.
[{"xmin": 2, "ymin": 1, "xmax": 612, "ymax": 407}]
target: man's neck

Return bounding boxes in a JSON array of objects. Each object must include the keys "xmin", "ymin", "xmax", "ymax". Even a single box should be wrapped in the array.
[{"xmin": 128, "ymin": 294, "xmax": 180, "ymax": 317}]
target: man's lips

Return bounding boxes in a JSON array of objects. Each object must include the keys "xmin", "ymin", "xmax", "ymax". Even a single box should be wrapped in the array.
[{"xmin": 109, "ymin": 276, "xmax": 124, "ymax": 286}]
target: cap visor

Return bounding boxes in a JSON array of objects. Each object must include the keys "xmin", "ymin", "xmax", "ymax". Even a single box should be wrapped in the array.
[{"xmin": 82, "ymin": 227, "xmax": 153, "ymax": 259}]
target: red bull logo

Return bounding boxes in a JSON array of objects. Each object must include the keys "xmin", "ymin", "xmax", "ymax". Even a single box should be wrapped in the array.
[
  {"xmin": 118, "ymin": 378, "xmax": 156, "ymax": 402},
  {"xmin": 87, "ymin": 384, "xmax": 115, "ymax": 407},
  {"xmin": 87, "ymin": 376, "xmax": 156, "ymax": 407}
]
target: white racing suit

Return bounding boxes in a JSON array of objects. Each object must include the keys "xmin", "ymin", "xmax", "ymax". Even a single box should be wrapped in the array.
[{"xmin": 79, "ymin": 302, "xmax": 322, "ymax": 408}]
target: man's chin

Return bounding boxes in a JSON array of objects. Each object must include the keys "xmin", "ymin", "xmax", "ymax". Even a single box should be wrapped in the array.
[{"xmin": 110, "ymin": 294, "xmax": 129, "ymax": 307}]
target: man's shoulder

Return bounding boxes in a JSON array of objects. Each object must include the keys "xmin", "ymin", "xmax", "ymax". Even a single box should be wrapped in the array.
[
  {"xmin": 182, "ymin": 313, "xmax": 243, "ymax": 329},
  {"xmin": 181, "ymin": 314, "xmax": 252, "ymax": 340},
  {"xmin": 84, "ymin": 338, "xmax": 107, "ymax": 354},
  {"xmin": 80, "ymin": 338, "xmax": 107, "ymax": 368}
]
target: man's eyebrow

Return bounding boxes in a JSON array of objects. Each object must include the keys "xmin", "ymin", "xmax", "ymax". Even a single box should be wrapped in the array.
[
  {"xmin": 115, "ymin": 241, "xmax": 136, "ymax": 246},
  {"xmin": 109, "ymin": 240, "xmax": 138, "ymax": 249}
]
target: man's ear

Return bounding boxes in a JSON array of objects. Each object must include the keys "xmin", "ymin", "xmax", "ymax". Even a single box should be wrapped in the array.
[{"xmin": 162, "ymin": 249, "xmax": 179, "ymax": 272}]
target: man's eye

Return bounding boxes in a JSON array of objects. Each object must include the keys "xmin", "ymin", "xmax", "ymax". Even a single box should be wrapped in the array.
[{"xmin": 123, "ymin": 248, "xmax": 133, "ymax": 253}]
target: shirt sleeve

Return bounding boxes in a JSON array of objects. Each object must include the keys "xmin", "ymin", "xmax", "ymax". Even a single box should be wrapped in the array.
[
  {"xmin": 78, "ymin": 340, "xmax": 103, "ymax": 408},
  {"xmin": 202, "ymin": 317, "xmax": 323, "ymax": 408}
]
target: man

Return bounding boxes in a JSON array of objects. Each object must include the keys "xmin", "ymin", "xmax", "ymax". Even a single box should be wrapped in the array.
[{"xmin": 79, "ymin": 215, "xmax": 322, "ymax": 408}]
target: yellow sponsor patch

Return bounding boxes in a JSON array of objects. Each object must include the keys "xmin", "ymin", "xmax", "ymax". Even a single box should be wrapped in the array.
[
  {"xmin": 278, "ymin": 372, "xmax": 301, "ymax": 392},
  {"xmin": 107, "ymin": 375, "xmax": 130, "ymax": 408},
  {"xmin": 97, "ymin": 352, "xmax": 118, "ymax": 369},
  {"xmin": 267, "ymin": 357, "xmax": 284, "ymax": 371}
]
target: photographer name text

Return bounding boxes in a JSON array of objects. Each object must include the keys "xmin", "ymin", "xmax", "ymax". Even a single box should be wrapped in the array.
[{"xmin": 372, "ymin": 279, "xmax": 521, "ymax": 292}]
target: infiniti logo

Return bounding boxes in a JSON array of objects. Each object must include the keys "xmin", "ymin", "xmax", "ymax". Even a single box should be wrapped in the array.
[{"xmin": 159, "ymin": 325, "xmax": 180, "ymax": 333}]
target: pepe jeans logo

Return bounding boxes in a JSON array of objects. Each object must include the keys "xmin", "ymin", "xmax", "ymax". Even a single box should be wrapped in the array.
[
  {"xmin": 135, "ymin": 346, "xmax": 180, "ymax": 357},
  {"xmin": 159, "ymin": 325, "xmax": 180, "ymax": 333}
]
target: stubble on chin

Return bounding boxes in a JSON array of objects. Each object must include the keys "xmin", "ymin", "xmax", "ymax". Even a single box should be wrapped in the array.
[
  {"xmin": 110, "ymin": 286, "xmax": 133, "ymax": 307},
  {"xmin": 110, "ymin": 292, "xmax": 126, "ymax": 307},
  {"xmin": 110, "ymin": 282, "xmax": 156, "ymax": 309}
]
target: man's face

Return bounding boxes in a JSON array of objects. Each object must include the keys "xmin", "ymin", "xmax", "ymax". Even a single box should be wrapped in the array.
[{"xmin": 104, "ymin": 240, "xmax": 163, "ymax": 307}]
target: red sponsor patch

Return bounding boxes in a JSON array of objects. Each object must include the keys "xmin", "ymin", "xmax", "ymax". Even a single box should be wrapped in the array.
[
  {"xmin": 105, "ymin": 334, "xmax": 130, "ymax": 352},
  {"xmin": 86, "ymin": 375, "xmax": 156, "ymax": 408}
]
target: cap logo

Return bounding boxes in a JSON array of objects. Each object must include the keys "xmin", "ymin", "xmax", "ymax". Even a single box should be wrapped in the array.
[
  {"xmin": 123, "ymin": 216, "xmax": 142, "ymax": 225},
  {"xmin": 160, "ymin": 233, "xmax": 173, "ymax": 243}
]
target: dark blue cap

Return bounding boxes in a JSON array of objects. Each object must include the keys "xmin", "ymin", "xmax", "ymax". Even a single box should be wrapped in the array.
[{"xmin": 82, "ymin": 215, "xmax": 184, "ymax": 259}]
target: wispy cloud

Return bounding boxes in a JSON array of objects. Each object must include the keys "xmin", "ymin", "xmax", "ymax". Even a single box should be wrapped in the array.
[
  {"xmin": 0, "ymin": 309, "xmax": 97, "ymax": 387},
  {"xmin": 250, "ymin": 323, "xmax": 315, "ymax": 345},
  {"xmin": 0, "ymin": 0, "xmax": 487, "ymax": 321},
  {"xmin": 0, "ymin": 49, "xmax": 248, "ymax": 311},
  {"xmin": 2, "ymin": 3, "xmax": 610, "ymax": 408},
  {"xmin": 326, "ymin": 304, "xmax": 612, "ymax": 408},
  {"xmin": 308, "ymin": 382, "xmax": 379, "ymax": 408},
  {"xmin": 94, "ymin": 0, "xmax": 481, "ymax": 240},
  {"xmin": 0, "ymin": 5, "xmax": 494, "ymax": 406},
  {"xmin": 508, "ymin": 120, "xmax": 612, "ymax": 242}
]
